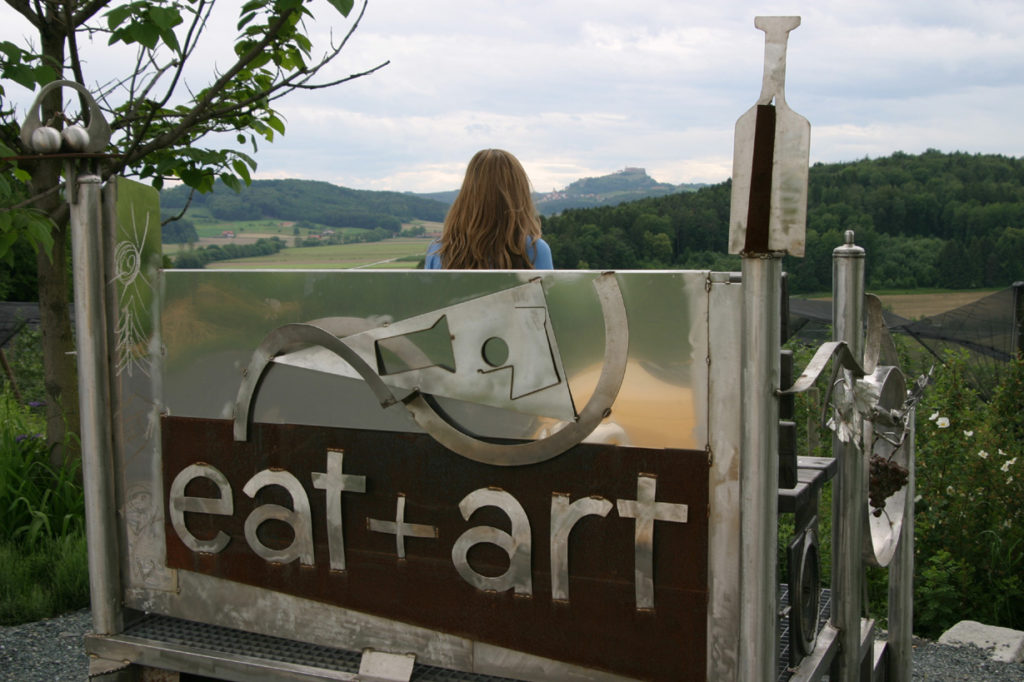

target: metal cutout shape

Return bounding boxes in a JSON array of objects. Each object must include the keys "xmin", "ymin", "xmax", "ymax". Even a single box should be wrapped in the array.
[
  {"xmin": 233, "ymin": 273, "xmax": 629, "ymax": 467},
  {"xmin": 781, "ymin": 294, "xmax": 915, "ymax": 567},
  {"xmin": 19, "ymin": 80, "xmax": 111, "ymax": 153},
  {"xmin": 274, "ymin": 279, "xmax": 576, "ymax": 421}
]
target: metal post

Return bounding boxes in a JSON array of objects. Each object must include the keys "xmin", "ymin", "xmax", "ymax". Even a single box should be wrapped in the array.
[
  {"xmin": 739, "ymin": 253, "xmax": 782, "ymax": 682},
  {"xmin": 830, "ymin": 229, "xmax": 864, "ymax": 680},
  {"xmin": 70, "ymin": 173, "xmax": 123, "ymax": 635},
  {"xmin": 887, "ymin": 412, "xmax": 915, "ymax": 681}
]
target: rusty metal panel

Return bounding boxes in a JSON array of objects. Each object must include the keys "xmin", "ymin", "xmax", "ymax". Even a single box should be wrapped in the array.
[{"xmin": 162, "ymin": 417, "xmax": 709, "ymax": 681}]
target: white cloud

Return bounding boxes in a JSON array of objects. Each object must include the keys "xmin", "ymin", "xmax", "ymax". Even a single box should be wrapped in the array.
[{"xmin": 2, "ymin": 0, "xmax": 1022, "ymax": 192}]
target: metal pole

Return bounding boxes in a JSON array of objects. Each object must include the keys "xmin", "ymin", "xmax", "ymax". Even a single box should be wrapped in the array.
[
  {"xmin": 887, "ymin": 411, "xmax": 915, "ymax": 681},
  {"xmin": 70, "ymin": 173, "xmax": 123, "ymax": 635},
  {"xmin": 830, "ymin": 229, "xmax": 864, "ymax": 680},
  {"xmin": 739, "ymin": 253, "xmax": 782, "ymax": 682}
]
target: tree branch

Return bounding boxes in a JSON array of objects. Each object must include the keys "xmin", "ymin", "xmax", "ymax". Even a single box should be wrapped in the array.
[
  {"xmin": 161, "ymin": 187, "xmax": 196, "ymax": 225},
  {"xmin": 0, "ymin": 183, "xmax": 60, "ymax": 212},
  {"xmin": 4, "ymin": 0, "xmax": 44, "ymax": 31},
  {"xmin": 116, "ymin": 4, "xmax": 300, "ymax": 170},
  {"xmin": 70, "ymin": 0, "xmax": 113, "ymax": 27}
]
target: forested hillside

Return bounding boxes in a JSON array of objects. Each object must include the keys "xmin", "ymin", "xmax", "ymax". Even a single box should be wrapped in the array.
[
  {"xmin": 414, "ymin": 167, "xmax": 706, "ymax": 215},
  {"xmin": 541, "ymin": 150, "xmax": 1024, "ymax": 294},
  {"xmin": 162, "ymin": 179, "xmax": 448, "ymax": 232}
]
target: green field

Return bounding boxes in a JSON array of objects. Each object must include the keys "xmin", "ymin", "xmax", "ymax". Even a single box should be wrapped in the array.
[{"xmin": 200, "ymin": 238, "xmax": 433, "ymax": 269}]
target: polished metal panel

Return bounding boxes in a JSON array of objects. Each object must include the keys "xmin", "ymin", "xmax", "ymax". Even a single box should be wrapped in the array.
[
  {"xmin": 549, "ymin": 493, "xmax": 613, "ymax": 602},
  {"xmin": 163, "ymin": 270, "xmax": 707, "ymax": 450},
  {"xmin": 706, "ymin": 273, "xmax": 742, "ymax": 680},
  {"xmin": 451, "ymin": 488, "xmax": 533, "ymax": 595}
]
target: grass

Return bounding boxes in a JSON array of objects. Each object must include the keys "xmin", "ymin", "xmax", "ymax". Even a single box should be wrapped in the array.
[
  {"xmin": 204, "ymin": 237, "xmax": 432, "ymax": 269},
  {"xmin": 0, "ymin": 533, "xmax": 89, "ymax": 624},
  {"xmin": 0, "ymin": 387, "xmax": 89, "ymax": 625}
]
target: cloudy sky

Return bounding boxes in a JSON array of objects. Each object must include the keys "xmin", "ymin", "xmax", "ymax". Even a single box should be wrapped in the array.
[{"xmin": 3, "ymin": 0, "xmax": 1023, "ymax": 193}]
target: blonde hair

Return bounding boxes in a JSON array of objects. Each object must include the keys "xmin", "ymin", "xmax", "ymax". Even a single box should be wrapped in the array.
[{"xmin": 437, "ymin": 149, "xmax": 542, "ymax": 269}]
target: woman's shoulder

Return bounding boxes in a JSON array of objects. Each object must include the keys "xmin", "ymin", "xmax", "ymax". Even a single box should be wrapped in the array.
[
  {"xmin": 424, "ymin": 240, "xmax": 442, "ymax": 269},
  {"xmin": 529, "ymin": 237, "xmax": 553, "ymax": 269}
]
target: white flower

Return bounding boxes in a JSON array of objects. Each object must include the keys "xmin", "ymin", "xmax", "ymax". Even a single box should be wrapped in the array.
[
  {"xmin": 963, "ymin": 430, "xmax": 974, "ymax": 437},
  {"xmin": 1008, "ymin": 476, "xmax": 1014, "ymax": 485},
  {"xmin": 914, "ymin": 495, "xmax": 922, "ymax": 503},
  {"xmin": 929, "ymin": 411, "xmax": 939, "ymax": 421},
  {"xmin": 1001, "ymin": 457, "xmax": 1018, "ymax": 473},
  {"xmin": 999, "ymin": 449, "xmax": 1007, "ymax": 456},
  {"xmin": 1004, "ymin": 519, "xmax": 1013, "ymax": 529},
  {"xmin": 978, "ymin": 450, "xmax": 989, "ymax": 459},
  {"xmin": 946, "ymin": 485, "xmax": 955, "ymax": 495},
  {"xmin": 937, "ymin": 417, "xmax": 950, "ymax": 428}
]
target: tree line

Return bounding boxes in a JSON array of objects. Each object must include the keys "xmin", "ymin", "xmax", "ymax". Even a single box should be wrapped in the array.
[
  {"xmin": 542, "ymin": 150, "xmax": 1024, "ymax": 293},
  {"xmin": 162, "ymin": 178, "xmax": 447, "ymax": 233},
  {"xmin": 171, "ymin": 237, "xmax": 286, "ymax": 269}
]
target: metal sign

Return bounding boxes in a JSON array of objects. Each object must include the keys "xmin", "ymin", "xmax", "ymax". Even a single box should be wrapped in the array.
[{"xmin": 162, "ymin": 418, "xmax": 709, "ymax": 681}]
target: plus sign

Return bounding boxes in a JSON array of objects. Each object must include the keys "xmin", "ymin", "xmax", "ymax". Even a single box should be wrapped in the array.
[
  {"xmin": 616, "ymin": 474, "xmax": 688, "ymax": 609},
  {"xmin": 368, "ymin": 494, "xmax": 438, "ymax": 559}
]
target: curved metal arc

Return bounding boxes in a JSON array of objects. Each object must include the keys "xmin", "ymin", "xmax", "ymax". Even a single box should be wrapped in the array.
[
  {"xmin": 403, "ymin": 272, "xmax": 629, "ymax": 466},
  {"xmin": 233, "ymin": 323, "xmax": 400, "ymax": 442},
  {"xmin": 233, "ymin": 273, "xmax": 629, "ymax": 467},
  {"xmin": 779, "ymin": 340, "xmax": 864, "ymax": 397}
]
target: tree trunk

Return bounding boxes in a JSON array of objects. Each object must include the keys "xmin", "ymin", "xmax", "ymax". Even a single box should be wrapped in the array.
[
  {"xmin": 33, "ymin": 168, "xmax": 81, "ymax": 471},
  {"xmin": 32, "ymin": 24, "xmax": 81, "ymax": 472}
]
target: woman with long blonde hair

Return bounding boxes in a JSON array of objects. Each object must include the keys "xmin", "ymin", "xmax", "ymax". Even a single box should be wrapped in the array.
[{"xmin": 425, "ymin": 149, "xmax": 553, "ymax": 269}]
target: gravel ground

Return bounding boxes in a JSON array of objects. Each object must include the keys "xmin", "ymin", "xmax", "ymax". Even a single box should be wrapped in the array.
[{"xmin": 2, "ymin": 609, "xmax": 1023, "ymax": 681}]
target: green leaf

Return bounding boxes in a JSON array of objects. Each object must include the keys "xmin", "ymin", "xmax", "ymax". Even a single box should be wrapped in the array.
[
  {"xmin": 326, "ymin": 0, "xmax": 355, "ymax": 17},
  {"xmin": 148, "ymin": 7, "xmax": 182, "ymax": 30},
  {"xmin": 237, "ymin": 11, "xmax": 258, "ymax": 30},
  {"xmin": 266, "ymin": 114, "xmax": 286, "ymax": 135},
  {"xmin": 220, "ymin": 174, "xmax": 241, "ymax": 192},
  {"xmin": 232, "ymin": 158, "xmax": 252, "ymax": 184},
  {"xmin": 130, "ymin": 23, "xmax": 161, "ymax": 50},
  {"xmin": 106, "ymin": 6, "xmax": 134, "ymax": 30},
  {"xmin": 0, "ymin": 228, "xmax": 19, "ymax": 261},
  {"xmin": 159, "ymin": 28, "xmax": 181, "ymax": 54}
]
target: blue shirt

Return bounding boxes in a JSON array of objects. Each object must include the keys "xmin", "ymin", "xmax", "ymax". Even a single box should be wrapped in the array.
[{"xmin": 424, "ymin": 237, "xmax": 553, "ymax": 270}]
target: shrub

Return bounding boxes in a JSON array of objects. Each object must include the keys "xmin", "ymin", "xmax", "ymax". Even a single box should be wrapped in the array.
[{"xmin": 0, "ymin": 394, "xmax": 84, "ymax": 548}]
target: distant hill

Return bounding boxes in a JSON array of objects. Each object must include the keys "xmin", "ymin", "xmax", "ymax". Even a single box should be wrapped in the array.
[
  {"xmin": 410, "ymin": 168, "xmax": 707, "ymax": 215},
  {"xmin": 162, "ymin": 179, "xmax": 448, "ymax": 232},
  {"xmin": 534, "ymin": 167, "xmax": 705, "ymax": 214}
]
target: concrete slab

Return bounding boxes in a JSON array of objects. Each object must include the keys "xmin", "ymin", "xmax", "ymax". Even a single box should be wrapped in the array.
[{"xmin": 938, "ymin": 620, "xmax": 1024, "ymax": 663}]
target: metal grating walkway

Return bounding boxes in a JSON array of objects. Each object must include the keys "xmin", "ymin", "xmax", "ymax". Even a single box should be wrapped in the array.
[
  {"xmin": 119, "ymin": 613, "xmax": 519, "ymax": 681},
  {"xmin": 777, "ymin": 586, "xmax": 833, "ymax": 681}
]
